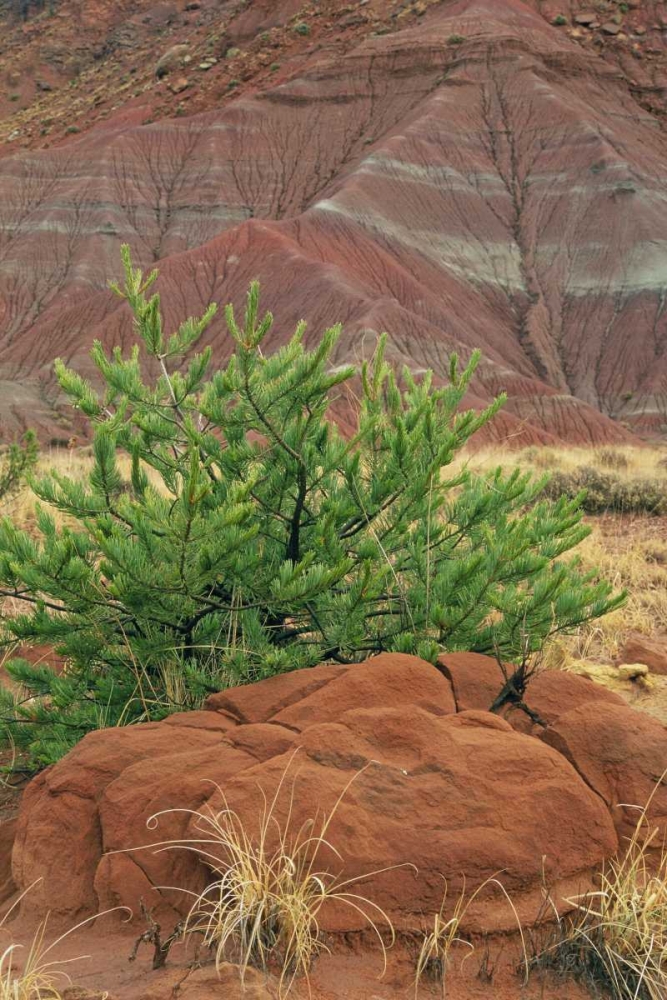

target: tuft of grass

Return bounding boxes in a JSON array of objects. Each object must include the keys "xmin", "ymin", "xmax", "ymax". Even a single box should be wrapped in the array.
[
  {"xmin": 414, "ymin": 874, "xmax": 527, "ymax": 997},
  {"xmin": 447, "ymin": 34, "xmax": 465, "ymax": 45},
  {"xmin": 534, "ymin": 777, "xmax": 667, "ymax": 1000},
  {"xmin": 137, "ymin": 753, "xmax": 401, "ymax": 995},
  {"xmin": 0, "ymin": 882, "xmax": 125, "ymax": 999}
]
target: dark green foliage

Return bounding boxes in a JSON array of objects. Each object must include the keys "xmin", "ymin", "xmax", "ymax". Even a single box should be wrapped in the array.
[
  {"xmin": 0, "ymin": 248, "xmax": 622, "ymax": 769},
  {"xmin": 542, "ymin": 467, "xmax": 667, "ymax": 516}
]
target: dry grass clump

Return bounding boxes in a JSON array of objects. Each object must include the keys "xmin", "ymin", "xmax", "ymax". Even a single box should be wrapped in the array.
[
  {"xmin": 0, "ymin": 883, "xmax": 119, "ymax": 999},
  {"xmin": 534, "ymin": 782, "xmax": 667, "ymax": 1000},
  {"xmin": 595, "ymin": 448, "xmax": 631, "ymax": 471},
  {"xmin": 141, "ymin": 756, "xmax": 398, "ymax": 995},
  {"xmin": 414, "ymin": 876, "xmax": 526, "ymax": 997},
  {"xmin": 0, "ymin": 920, "xmax": 71, "ymax": 1000}
]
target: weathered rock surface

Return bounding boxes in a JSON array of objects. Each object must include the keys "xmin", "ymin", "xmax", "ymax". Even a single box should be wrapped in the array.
[
  {"xmin": 9, "ymin": 652, "xmax": 641, "ymax": 937},
  {"xmin": 542, "ymin": 702, "xmax": 667, "ymax": 840},
  {"xmin": 0, "ymin": 816, "xmax": 16, "ymax": 903},
  {"xmin": 438, "ymin": 651, "xmax": 627, "ymax": 723},
  {"xmin": 620, "ymin": 632, "xmax": 667, "ymax": 675},
  {"xmin": 0, "ymin": 0, "xmax": 665, "ymax": 441}
]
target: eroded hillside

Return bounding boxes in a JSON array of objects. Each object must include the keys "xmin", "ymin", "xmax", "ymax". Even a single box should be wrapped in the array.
[{"xmin": 0, "ymin": 0, "xmax": 666, "ymax": 442}]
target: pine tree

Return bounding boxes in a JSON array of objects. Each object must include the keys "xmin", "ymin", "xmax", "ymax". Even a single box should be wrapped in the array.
[{"xmin": 0, "ymin": 247, "xmax": 623, "ymax": 768}]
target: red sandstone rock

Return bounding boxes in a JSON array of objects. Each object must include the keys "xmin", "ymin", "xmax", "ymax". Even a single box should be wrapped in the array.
[
  {"xmin": 0, "ymin": 817, "xmax": 16, "ymax": 904},
  {"xmin": 620, "ymin": 632, "xmax": 667, "ymax": 675},
  {"xmin": 514, "ymin": 669, "xmax": 627, "ymax": 731},
  {"xmin": 11, "ymin": 657, "xmax": 619, "ymax": 935},
  {"xmin": 541, "ymin": 702, "xmax": 667, "ymax": 841},
  {"xmin": 437, "ymin": 651, "xmax": 505, "ymax": 712},
  {"xmin": 437, "ymin": 653, "xmax": 625, "ymax": 725},
  {"xmin": 0, "ymin": 0, "xmax": 663, "ymax": 442}
]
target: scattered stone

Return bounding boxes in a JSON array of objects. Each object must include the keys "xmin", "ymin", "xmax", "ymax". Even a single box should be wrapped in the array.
[
  {"xmin": 225, "ymin": 46, "xmax": 241, "ymax": 59},
  {"xmin": 36, "ymin": 80, "xmax": 53, "ymax": 92},
  {"xmin": 184, "ymin": 1, "xmax": 201, "ymax": 8},
  {"xmin": 621, "ymin": 632, "xmax": 667, "ymax": 675},
  {"xmin": 601, "ymin": 21, "xmax": 621, "ymax": 35},
  {"xmin": 574, "ymin": 12, "xmax": 597, "ymax": 26},
  {"xmin": 63, "ymin": 990, "xmax": 115, "ymax": 1000},
  {"xmin": 341, "ymin": 13, "xmax": 368, "ymax": 28},
  {"xmin": 198, "ymin": 58, "xmax": 217, "ymax": 70},
  {"xmin": 617, "ymin": 663, "xmax": 650, "ymax": 681},
  {"xmin": 155, "ymin": 44, "xmax": 190, "ymax": 78},
  {"xmin": 168, "ymin": 77, "xmax": 190, "ymax": 94}
]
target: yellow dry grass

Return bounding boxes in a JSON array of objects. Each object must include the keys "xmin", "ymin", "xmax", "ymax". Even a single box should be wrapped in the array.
[
  {"xmin": 535, "ymin": 776, "xmax": 667, "ymax": 1000},
  {"xmin": 130, "ymin": 753, "xmax": 400, "ymax": 996},
  {"xmin": 414, "ymin": 875, "xmax": 527, "ymax": 998},
  {"xmin": 460, "ymin": 443, "xmax": 667, "ymax": 481}
]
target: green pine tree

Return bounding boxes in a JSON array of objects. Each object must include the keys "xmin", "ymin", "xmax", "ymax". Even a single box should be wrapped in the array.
[{"xmin": 0, "ymin": 247, "xmax": 623, "ymax": 769}]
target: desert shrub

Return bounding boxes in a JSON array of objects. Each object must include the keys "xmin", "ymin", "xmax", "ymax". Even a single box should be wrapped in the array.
[
  {"xmin": 595, "ymin": 448, "xmax": 630, "ymax": 471},
  {"xmin": 522, "ymin": 446, "xmax": 561, "ymax": 471},
  {"xmin": 542, "ymin": 467, "xmax": 667, "ymax": 516},
  {"xmin": 0, "ymin": 247, "xmax": 620, "ymax": 768},
  {"xmin": 0, "ymin": 431, "xmax": 38, "ymax": 501}
]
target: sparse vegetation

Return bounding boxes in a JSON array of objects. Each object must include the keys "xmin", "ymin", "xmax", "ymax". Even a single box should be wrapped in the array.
[
  {"xmin": 0, "ymin": 431, "xmax": 37, "ymax": 504},
  {"xmin": 595, "ymin": 448, "xmax": 630, "ymax": 471},
  {"xmin": 447, "ymin": 34, "xmax": 465, "ymax": 45},
  {"xmin": 462, "ymin": 445, "xmax": 667, "ymax": 666},
  {"xmin": 415, "ymin": 876, "xmax": 527, "ymax": 997},
  {"xmin": 136, "ymin": 754, "xmax": 397, "ymax": 994},
  {"xmin": 542, "ymin": 467, "xmax": 667, "ymax": 517},
  {"xmin": 534, "ymin": 779, "xmax": 667, "ymax": 1000},
  {"xmin": 293, "ymin": 22, "xmax": 310, "ymax": 36},
  {"xmin": 552, "ymin": 14, "xmax": 567, "ymax": 26},
  {"xmin": 0, "ymin": 248, "xmax": 620, "ymax": 769},
  {"xmin": 0, "ymin": 883, "xmax": 124, "ymax": 999}
]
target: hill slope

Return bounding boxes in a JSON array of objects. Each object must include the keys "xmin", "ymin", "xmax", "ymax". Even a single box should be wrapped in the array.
[{"xmin": 0, "ymin": 0, "xmax": 666, "ymax": 443}]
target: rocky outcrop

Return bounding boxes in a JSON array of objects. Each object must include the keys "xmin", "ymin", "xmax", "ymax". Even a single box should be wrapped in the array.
[
  {"xmin": 0, "ymin": 0, "xmax": 665, "ymax": 441},
  {"xmin": 620, "ymin": 632, "xmax": 667, "ymax": 675},
  {"xmin": 11, "ymin": 651, "xmax": 667, "ymax": 939}
]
